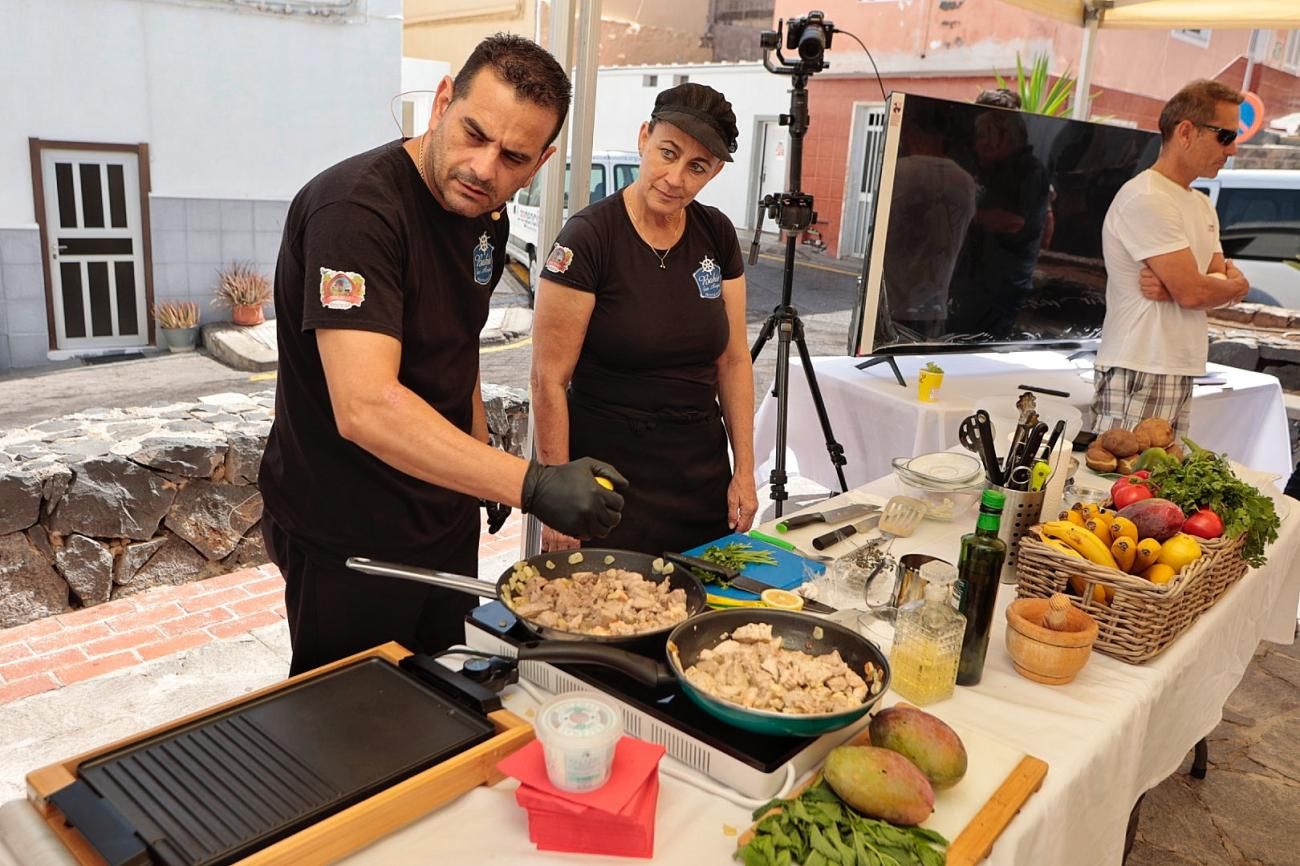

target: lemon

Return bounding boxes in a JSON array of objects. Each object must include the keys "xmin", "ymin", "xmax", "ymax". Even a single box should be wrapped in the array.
[
  {"xmin": 1142, "ymin": 563, "xmax": 1177, "ymax": 585},
  {"xmin": 760, "ymin": 588, "xmax": 805, "ymax": 611},
  {"xmin": 1156, "ymin": 533, "xmax": 1202, "ymax": 574},
  {"xmin": 595, "ymin": 476, "xmax": 614, "ymax": 490}
]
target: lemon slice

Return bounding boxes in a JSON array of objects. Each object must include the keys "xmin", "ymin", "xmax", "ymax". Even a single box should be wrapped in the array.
[
  {"xmin": 760, "ymin": 588, "xmax": 805, "ymax": 611},
  {"xmin": 595, "ymin": 476, "xmax": 614, "ymax": 490}
]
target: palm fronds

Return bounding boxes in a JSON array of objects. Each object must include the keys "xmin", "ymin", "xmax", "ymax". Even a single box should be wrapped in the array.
[{"xmin": 995, "ymin": 52, "xmax": 1078, "ymax": 117}]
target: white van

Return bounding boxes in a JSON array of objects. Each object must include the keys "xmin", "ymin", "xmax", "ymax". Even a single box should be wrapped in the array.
[
  {"xmin": 1192, "ymin": 169, "xmax": 1300, "ymax": 309},
  {"xmin": 505, "ymin": 151, "xmax": 640, "ymax": 296}
]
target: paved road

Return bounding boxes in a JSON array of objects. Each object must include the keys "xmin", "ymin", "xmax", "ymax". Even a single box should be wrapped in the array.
[{"xmin": 0, "ymin": 243, "xmax": 861, "ymax": 430}]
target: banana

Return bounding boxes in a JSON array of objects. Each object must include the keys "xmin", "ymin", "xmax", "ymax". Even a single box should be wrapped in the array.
[
  {"xmin": 1111, "ymin": 537, "xmax": 1136, "ymax": 572},
  {"xmin": 1043, "ymin": 537, "xmax": 1083, "ymax": 558},
  {"xmin": 1134, "ymin": 538, "xmax": 1162, "ymax": 572},
  {"xmin": 1080, "ymin": 503, "xmax": 1104, "ymax": 520},
  {"xmin": 1110, "ymin": 515, "xmax": 1139, "ymax": 544},
  {"xmin": 1085, "ymin": 513, "xmax": 1113, "ymax": 543},
  {"xmin": 1040, "ymin": 520, "xmax": 1119, "ymax": 569},
  {"xmin": 1059, "ymin": 509, "xmax": 1087, "ymax": 527}
]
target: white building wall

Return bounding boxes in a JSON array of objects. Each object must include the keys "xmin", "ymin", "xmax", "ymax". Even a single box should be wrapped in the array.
[
  {"xmin": 590, "ymin": 64, "xmax": 793, "ymax": 229},
  {"xmin": 0, "ymin": 0, "xmax": 403, "ymax": 228}
]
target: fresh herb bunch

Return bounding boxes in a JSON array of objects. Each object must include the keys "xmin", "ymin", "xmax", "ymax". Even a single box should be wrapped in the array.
[
  {"xmin": 694, "ymin": 543, "xmax": 778, "ymax": 585},
  {"xmin": 737, "ymin": 779, "xmax": 947, "ymax": 866},
  {"xmin": 1147, "ymin": 438, "xmax": 1280, "ymax": 567}
]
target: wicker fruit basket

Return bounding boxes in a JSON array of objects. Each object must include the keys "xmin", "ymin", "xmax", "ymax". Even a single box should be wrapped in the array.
[{"xmin": 1016, "ymin": 531, "xmax": 1249, "ymax": 663}]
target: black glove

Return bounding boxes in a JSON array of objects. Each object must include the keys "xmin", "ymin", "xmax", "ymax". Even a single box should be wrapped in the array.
[
  {"xmin": 480, "ymin": 499, "xmax": 511, "ymax": 534},
  {"xmin": 520, "ymin": 457, "xmax": 626, "ymax": 540}
]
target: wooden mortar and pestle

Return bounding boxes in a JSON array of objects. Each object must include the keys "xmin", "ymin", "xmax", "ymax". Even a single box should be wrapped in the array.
[{"xmin": 1004, "ymin": 593, "xmax": 1099, "ymax": 685}]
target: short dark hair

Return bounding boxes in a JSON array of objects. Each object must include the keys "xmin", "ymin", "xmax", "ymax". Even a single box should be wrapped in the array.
[
  {"xmin": 453, "ymin": 33, "xmax": 572, "ymax": 146},
  {"xmin": 975, "ymin": 89, "xmax": 1021, "ymax": 110},
  {"xmin": 1158, "ymin": 79, "xmax": 1242, "ymax": 142}
]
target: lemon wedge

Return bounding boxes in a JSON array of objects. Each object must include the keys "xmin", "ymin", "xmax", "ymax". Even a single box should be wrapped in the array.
[
  {"xmin": 760, "ymin": 588, "xmax": 805, "ymax": 611},
  {"xmin": 595, "ymin": 476, "xmax": 614, "ymax": 490}
]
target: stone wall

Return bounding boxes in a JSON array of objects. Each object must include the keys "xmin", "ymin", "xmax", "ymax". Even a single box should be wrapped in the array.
[{"xmin": 0, "ymin": 384, "xmax": 530, "ymax": 630}]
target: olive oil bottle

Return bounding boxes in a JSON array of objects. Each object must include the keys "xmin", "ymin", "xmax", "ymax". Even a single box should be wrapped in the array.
[{"xmin": 955, "ymin": 490, "xmax": 1007, "ymax": 686}]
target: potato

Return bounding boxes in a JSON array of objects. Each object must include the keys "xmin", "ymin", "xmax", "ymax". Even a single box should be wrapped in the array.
[
  {"xmin": 1086, "ymin": 444, "xmax": 1118, "ymax": 473},
  {"xmin": 1134, "ymin": 418, "xmax": 1175, "ymax": 449},
  {"xmin": 1099, "ymin": 428, "xmax": 1140, "ymax": 458}
]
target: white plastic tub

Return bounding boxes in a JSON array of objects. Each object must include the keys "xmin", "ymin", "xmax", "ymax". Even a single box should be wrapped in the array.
[{"xmin": 535, "ymin": 691, "xmax": 624, "ymax": 793}]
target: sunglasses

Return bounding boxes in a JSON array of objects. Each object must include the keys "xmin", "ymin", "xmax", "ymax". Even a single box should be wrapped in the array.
[{"xmin": 1194, "ymin": 122, "xmax": 1238, "ymax": 147}]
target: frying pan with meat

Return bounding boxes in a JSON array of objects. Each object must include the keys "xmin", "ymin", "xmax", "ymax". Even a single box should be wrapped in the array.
[
  {"xmin": 513, "ymin": 608, "xmax": 892, "ymax": 737},
  {"xmin": 346, "ymin": 550, "xmax": 709, "ymax": 650}
]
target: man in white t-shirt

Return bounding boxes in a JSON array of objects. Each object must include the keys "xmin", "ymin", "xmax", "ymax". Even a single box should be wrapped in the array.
[{"xmin": 1092, "ymin": 79, "xmax": 1250, "ymax": 438}]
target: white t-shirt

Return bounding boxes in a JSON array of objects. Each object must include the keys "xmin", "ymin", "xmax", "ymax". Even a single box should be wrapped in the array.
[{"xmin": 1096, "ymin": 169, "xmax": 1222, "ymax": 376}]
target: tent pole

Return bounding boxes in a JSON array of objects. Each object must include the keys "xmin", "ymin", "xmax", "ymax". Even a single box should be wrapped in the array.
[
  {"xmin": 1071, "ymin": 3, "xmax": 1100, "ymax": 121},
  {"xmin": 567, "ymin": 0, "xmax": 602, "ymax": 216}
]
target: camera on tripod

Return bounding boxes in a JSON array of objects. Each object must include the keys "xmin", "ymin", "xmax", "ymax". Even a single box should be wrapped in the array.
[{"xmin": 759, "ymin": 10, "xmax": 835, "ymax": 72}]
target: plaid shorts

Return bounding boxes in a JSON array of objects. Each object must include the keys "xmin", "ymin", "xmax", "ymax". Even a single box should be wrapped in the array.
[{"xmin": 1090, "ymin": 366, "xmax": 1193, "ymax": 438}]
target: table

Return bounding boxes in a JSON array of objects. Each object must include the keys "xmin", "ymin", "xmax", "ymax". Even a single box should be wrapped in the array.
[
  {"xmin": 753, "ymin": 352, "xmax": 1294, "ymax": 491},
  {"xmin": 4, "ymin": 475, "xmax": 1298, "ymax": 866}
]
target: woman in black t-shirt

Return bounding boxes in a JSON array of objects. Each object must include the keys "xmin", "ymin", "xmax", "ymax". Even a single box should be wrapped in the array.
[{"xmin": 531, "ymin": 83, "xmax": 758, "ymax": 554}]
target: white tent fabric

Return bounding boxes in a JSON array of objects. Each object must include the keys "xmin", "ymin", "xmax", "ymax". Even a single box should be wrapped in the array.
[
  {"xmin": 1002, "ymin": 0, "xmax": 1300, "ymax": 29},
  {"xmin": 1000, "ymin": 1, "xmax": 1300, "ymax": 118}
]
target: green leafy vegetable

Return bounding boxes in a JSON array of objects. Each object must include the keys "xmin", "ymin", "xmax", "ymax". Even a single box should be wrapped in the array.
[
  {"xmin": 1147, "ymin": 438, "xmax": 1280, "ymax": 567},
  {"xmin": 694, "ymin": 543, "xmax": 778, "ymax": 585},
  {"xmin": 736, "ymin": 779, "xmax": 947, "ymax": 866}
]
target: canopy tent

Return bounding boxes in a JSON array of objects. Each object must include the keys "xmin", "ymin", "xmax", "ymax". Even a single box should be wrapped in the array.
[{"xmin": 999, "ymin": 1, "xmax": 1300, "ymax": 118}]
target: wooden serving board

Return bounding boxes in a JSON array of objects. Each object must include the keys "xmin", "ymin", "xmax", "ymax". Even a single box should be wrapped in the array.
[
  {"xmin": 738, "ymin": 714, "xmax": 1048, "ymax": 866},
  {"xmin": 27, "ymin": 642, "xmax": 535, "ymax": 866}
]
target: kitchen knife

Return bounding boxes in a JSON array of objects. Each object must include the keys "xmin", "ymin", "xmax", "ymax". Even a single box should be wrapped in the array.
[
  {"xmin": 777, "ymin": 503, "xmax": 879, "ymax": 532},
  {"xmin": 663, "ymin": 551, "xmax": 836, "ymax": 614},
  {"xmin": 811, "ymin": 513, "xmax": 882, "ymax": 551}
]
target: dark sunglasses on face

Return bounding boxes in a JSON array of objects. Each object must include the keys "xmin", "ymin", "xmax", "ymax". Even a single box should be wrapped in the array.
[{"xmin": 1194, "ymin": 122, "xmax": 1238, "ymax": 147}]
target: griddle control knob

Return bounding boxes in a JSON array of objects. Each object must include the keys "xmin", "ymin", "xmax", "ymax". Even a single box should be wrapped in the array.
[{"xmin": 461, "ymin": 656, "xmax": 519, "ymax": 692}]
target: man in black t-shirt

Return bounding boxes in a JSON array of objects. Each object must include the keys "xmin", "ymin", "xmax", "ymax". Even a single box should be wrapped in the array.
[{"xmin": 259, "ymin": 35, "xmax": 626, "ymax": 676}]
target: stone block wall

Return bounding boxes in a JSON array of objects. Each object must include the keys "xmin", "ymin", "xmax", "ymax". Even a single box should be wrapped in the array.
[{"xmin": 0, "ymin": 384, "xmax": 532, "ymax": 629}]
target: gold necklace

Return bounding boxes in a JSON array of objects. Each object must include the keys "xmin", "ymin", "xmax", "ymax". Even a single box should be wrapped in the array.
[
  {"xmin": 626, "ymin": 199, "xmax": 682, "ymax": 270},
  {"xmin": 415, "ymin": 133, "xmax": 429, "ymax": 188}
]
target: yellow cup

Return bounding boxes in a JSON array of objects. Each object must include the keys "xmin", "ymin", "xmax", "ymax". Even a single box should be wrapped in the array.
[{"xmin": 917, "ymin": 369, "xmax": 944, "ymax": 402}]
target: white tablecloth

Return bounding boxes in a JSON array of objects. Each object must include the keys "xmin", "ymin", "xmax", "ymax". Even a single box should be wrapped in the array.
[
  {"xmin": 6, "ymin": 478, "xmax": 1298, "ymax": 866},
  {"xmin": 753, "ymin": 353, "xmax": 1293, "ymax": 490}
]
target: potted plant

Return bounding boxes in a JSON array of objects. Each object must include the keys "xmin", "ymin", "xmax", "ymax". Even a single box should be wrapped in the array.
[
  {"xmin": 153, "ymin": 301, "xmax": 200, "ymax": 353},
  {"xmin": 212, "ymin": 261, "xmax": 273, "ymax": 326}
]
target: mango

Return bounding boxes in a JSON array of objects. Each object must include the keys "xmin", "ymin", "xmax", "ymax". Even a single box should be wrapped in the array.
[
  {"xmin": 823, "ymin": 745, "xmax": 935, "ymax": 826},
  {"xmin": 869, "ymin": 706, "xmax": 969, "ymax": 790},
  {"xmin": 1116, "ymin": 498, "xmax": 1185, "ymax": 542}
]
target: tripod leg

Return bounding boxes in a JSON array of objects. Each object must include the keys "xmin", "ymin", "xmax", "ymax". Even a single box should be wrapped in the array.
[
  {"xmin": 791, "ymin": 315, "xmax": 849, "ymax": 493},
  {"xmin": 750, "ymin": 310, "xmax": 777, "ymax": 365}
]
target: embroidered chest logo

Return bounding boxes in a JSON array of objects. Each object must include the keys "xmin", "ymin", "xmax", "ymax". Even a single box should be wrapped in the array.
[
  {"xmin": 545, "ymin": 243, "xmax": 574, "ymax": 274},
  {"xmin": 693, "ymin": 255, "xmax": 722, "ymax": 299},
  {"xmin": 319, "ymin": 268, "xmax": 366, "ymax": 309},
  {"xmin": 473, "ymin": 233, "xmax": 494, "ymax": 286}
]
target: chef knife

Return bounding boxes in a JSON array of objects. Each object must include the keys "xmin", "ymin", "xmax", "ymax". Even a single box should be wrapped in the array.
[
  {"xmin": 661, "ymin": 552, "xmax": 836, "ymax": 614},
  {"xmin": 777, "ymin": 503, "xmax": 879, "ymax": 532},
  {"xmin": 810, "ymin": 512, "xmax": 882, "ymax": 551}
]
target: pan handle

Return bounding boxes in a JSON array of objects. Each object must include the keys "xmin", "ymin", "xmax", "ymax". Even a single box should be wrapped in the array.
[
  {"xmin": 516, "ymin": 641, "xmax": 677, "ymax": 689},
  {"xmin": 345, "ymin": 557, "xmax": 499, "ymax": 600}
]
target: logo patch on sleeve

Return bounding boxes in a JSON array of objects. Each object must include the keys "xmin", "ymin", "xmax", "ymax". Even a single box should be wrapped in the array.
[
  {"xmin": 545, "ymin": 244, "xmax": 574, "ymax": 274},
  {"xmin": 319, "ymin": 268, "xmax": 366, "ymax": 309}
]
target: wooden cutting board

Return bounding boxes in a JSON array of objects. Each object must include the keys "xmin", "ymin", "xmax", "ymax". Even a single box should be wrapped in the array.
[{"xmin": 738, "ymin": 716, "xmax": 1047, "ymax": 866}]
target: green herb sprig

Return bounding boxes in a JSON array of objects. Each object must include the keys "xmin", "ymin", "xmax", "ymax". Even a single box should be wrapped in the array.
[
  {"xmin": 737, "ymin": 779, "xmax": 947, "ymax": 866},
  {"xmin": 694, "ymin": 543, "xmax": 778, "ymax": 585},
  {"xmin": 1147, "ymin": 438, "xmax": 1280, "ymax": 567}
]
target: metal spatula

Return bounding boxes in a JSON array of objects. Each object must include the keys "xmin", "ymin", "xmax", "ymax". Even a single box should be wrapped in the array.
[{"xmin": 877, "ymin": 495, "xmax": 926, "ymax": 543}]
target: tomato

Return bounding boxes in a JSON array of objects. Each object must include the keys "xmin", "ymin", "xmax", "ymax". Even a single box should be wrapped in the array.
[
  {"xmin": 1182, "ymin": 507, "xmax": 1225, "ymax": 539},
  {"xmin": 1111, "ymin": 475, "xmax": 1155, "ymax": 510}
]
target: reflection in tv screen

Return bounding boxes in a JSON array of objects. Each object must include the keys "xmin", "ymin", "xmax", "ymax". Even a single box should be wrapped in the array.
[{"xmin": 852, "ymin": 93, "xmax": 1161, "ymax": 356}]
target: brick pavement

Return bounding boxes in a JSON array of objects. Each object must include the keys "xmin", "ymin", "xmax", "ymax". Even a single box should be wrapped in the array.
[{"xmin": 0, "ymin": 512, "xmax": 523, "ymax": 708}]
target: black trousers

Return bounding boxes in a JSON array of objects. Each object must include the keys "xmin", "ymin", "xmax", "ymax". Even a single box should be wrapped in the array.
[{"xmin": 262, "ymin": 513, "xmax": 477, "ymax": 677}]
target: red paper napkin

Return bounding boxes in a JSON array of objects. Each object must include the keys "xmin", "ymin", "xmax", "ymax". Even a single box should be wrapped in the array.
[{"xmin": 497, "ymin": 735, "xmax": 665, "ymax": 815}]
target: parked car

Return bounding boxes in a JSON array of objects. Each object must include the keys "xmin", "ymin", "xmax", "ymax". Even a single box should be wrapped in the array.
[
  {"xmin": 1192, "ymin": 169, "xmax": 1300, "ymax": 309},
  {"xmin": 505, "ymin": 151, "xmax": 639, "ymax": 298}
]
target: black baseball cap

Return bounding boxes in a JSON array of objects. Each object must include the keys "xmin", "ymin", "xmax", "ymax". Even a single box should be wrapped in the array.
[{"xmin": 650, "ymin": 83, "xmax": 739, "ymax": 163}]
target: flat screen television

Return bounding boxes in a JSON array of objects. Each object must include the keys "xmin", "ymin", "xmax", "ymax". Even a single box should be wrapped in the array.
[{"xmin": 850, "ymin": 92, "xmax": 1161, "ymax": 357}]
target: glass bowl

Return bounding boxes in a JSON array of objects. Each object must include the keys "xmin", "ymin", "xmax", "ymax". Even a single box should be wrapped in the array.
[{"xmin": 895, "ymin": 476, "xmax": 983, "ymax": 521}]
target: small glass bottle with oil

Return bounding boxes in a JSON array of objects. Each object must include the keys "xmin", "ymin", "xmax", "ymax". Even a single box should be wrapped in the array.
[{"xmin": 889, "ymin": 561, "xmax": 964, "ymax": 706}]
